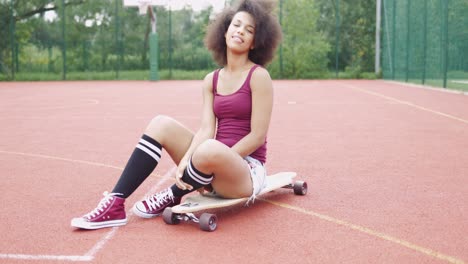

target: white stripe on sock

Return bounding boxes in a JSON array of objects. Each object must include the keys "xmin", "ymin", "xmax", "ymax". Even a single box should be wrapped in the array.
[
  {"xmin": 136, "ymin": 145, "xmax": 161, "ymax": 163},
  {"xmin": 187, "ymin": 162, "xmax": 212, "ymax": 185},
  {"xmin": 139, "ymin": 138, "xmax": 162, "ymax": 157}
]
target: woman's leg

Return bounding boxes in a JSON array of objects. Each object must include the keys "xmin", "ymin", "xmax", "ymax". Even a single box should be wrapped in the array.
[
  {"xmin": 133, "ymin": 139, "xmax": 254, "ymax": 218},
  {"xmin": 71, "ymin": 115, "xmax": 193, "ymax": 228},
  {"xmin": 144, "ymin": 115, "xmax": 194, "ymax": 164},
  {"xmin": 190, "ymin": 139, "xmax": 253, "ymax": 198},
  {"xmin": 167, "ymin": 138, "xmax": 255, "ymax": 199},
  {"xmin": 112, "ymin": 115, "xmax": 193, "ymax": 198}
]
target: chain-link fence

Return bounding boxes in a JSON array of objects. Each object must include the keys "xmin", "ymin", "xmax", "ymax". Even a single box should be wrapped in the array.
[
  {"xmin": 381, "ymin": 0, "xmax": 468, "ymax": 91},
  {"xmin": 2, "ymin": 0, "xmax": 203, "ymax": 80},
  {"xmin": 2, "ymin": 0, "xmax": 377, "ymax": 81}
]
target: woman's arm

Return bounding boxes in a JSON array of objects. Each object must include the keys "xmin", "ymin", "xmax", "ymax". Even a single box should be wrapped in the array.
[
  {"xmin": 231, "ymin": 67, "xmax": 273, "ymax": 157},
  {"xmin": 175, "ymin": 72, "xmax": 217, "ymax": 190}
]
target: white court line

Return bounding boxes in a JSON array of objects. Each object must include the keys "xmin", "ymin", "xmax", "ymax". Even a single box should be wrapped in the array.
[
  {"xmin": 341, "ymin": 83, "xmax": 468, "ymax": 124},
  {"xmin": 0, "ymin": 149, "xmax": 176, "ymax": 262},
  {"xmin": 261, "ymin": 199, "xmax": 466, "ymax": 264},
  {"xmin": 27, "ymin": 99, "xmax": 100, "ymax": 111},
  {"xmin": 2, "ymin": 147, "xmax": 465, "ymax": 263},
  {"xmin": 81, "ymin": 227, "xmax": 119, "ymax": 261},
  {"xmin": 0, "ymin": 150, "xmax": 124, "ymax": 171},
  {"xmin": 0, "ymin": 254, "xmax": 92, "ymax": 262}
]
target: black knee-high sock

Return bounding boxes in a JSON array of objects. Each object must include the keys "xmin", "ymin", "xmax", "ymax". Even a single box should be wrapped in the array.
[
  {"xmin": 112, "ymin": 134, "xmax": 162, "ymax": 198},
  {"xmin": 170, "ymin": 159, "xmax": 213, "ymax": 197}
]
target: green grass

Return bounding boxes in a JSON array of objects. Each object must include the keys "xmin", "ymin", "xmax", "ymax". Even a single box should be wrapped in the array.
[
  {"xmin": 322, "ymin": 71, "xmax": 380, "ymax": 80},
  {"xmin": 2, "ymin": 70, "xmax": 466, "ymax": 93},
  {"xmin": 0, "ymin": 69, "xmax": 212, "ymax": 81},
  {"xmin": 446, "ymin": 81, "xmax": 468, "ymax": 92},
  {"xmin": 1, "ymin": 69, "xmax": 381, "ymax": 81},
  {"xmin": 398, "ymin": 78, "xmax": 468, "ymax": 92}
]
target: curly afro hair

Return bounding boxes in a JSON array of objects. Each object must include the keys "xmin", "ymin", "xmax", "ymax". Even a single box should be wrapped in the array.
[{"xmin": 204, "ymin": 0, "xmax": 283, "ymax": 67}]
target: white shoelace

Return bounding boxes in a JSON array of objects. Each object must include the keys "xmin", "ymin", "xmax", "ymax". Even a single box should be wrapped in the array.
[
  {"xmin": 145, "ymin": 189, "xmax": 173, "ymax": 211},
  {"xmin": 84, "ymin": 191, "xmax": 122, "ymax": 219}
]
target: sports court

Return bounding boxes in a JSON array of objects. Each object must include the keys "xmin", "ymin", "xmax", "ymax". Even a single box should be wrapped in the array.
[{"xmin": 0, "ymin": 79, "xmax": 467, "ymax": 263}]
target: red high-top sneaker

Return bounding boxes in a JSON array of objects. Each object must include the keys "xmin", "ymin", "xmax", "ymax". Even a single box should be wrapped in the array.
[
  {"xmin": 133, "ymin": 188, "xmax": 181, "ymax": 218},
  {"xmin": 71, "ymin": 192, "xmax": 127, "ymax": 230}
]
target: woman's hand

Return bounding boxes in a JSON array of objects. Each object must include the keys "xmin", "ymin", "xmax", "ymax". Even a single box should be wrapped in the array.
[{"xmin": 175, "ymin": 158, "xmax": 193, "ymax": 191}]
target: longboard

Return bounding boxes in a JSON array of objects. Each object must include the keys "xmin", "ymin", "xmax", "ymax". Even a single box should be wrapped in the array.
[{"xmin": 163, "ymin": 171, "xmax": 307, "ymax": 231}]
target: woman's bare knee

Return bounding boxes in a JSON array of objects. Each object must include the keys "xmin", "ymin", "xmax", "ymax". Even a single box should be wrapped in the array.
[
  {"xmin": 144, "ymin": 115, "xmax": 177, "ymax": 143},
  {"xmin": 191, "ymin": 139, "xmax": 225, "ymax": 169},
  {"xmin": 146, "ymin": 115, "xmax": 170, "ymax": 132},
  {"xmin": 143, "ymin": 115, "xmax": 193, "ymax": 163}
]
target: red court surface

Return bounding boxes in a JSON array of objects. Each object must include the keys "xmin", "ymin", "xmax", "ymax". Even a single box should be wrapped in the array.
[{"xmin": 0, "ymin": 80, "xmax": 467, "ymax": 263}]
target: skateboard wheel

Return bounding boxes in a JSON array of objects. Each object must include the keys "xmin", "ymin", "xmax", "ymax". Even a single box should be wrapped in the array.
[
  {"xmin": 199, "ymin": 213, "xmax": 217, "ymax": 232},
  {"xmin": 293, "ymin": 181, "xmax": 308, "ymax": 195},
  {"xmin": 162, "ymin": 208, "xmax": 180, "ymax": 225}
]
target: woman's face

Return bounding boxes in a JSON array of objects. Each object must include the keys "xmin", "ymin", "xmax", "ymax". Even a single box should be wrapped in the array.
[{"xmin": 225, "ymin": 11, "xmax": 256, "ymax": 54}]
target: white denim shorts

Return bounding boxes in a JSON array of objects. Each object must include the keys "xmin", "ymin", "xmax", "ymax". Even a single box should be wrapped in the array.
[{"xmin": 244, "ymin": 156, "xmax": 267, "ymax": 204}]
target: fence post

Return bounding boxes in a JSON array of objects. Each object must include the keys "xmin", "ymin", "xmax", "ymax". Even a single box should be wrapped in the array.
[
  {"xmin": 83, "ymin": 41, "xmax": 90, "ymax": 72},
  {"xmin": 391, "ymin": 0, "xmax": 396, "ymax": 79},
  {"xmin": 279, "ymin": 0, "xmax": 283, "ymax": 79},
  {"xmin": 405, "ymin": 0, "xmax": 410, "ymax": 82},
  {"xmin": 15, "ymin": 42, "xmax": 19, "ymax": 73},
  {"xmin": 115, "ymin": 0, "xmax": 120, "ymax": 79},
  {"xmin": 150, "ymin": 34, "xmax": 159, "ymax": 80},
  {"xmin": 442, "ymin": 0, "xmax": 449, "ymax": 88},
  {"xmin": 335, "ymin": 0, "xmax": 340, "ymax": 78},
  {"xmin": 49, "ymin": 42, "xmax": 53, "ymax": 72},
  {"xmin": 375, "ymin": 0, "xmax": 381, "ymax": 75},
  {"xmin": 169, "ymin": 7, "xmax": 173, "ymax": 79},
  {"xmin": 10, "ymin": 0, "xmax": 15, "ymax": 79},
  {"xmin": 61, "ymin": 0, "xmax": 66, "ymax": 80},
  {"xmin": 148, "ymin": 7, "xmax": 159, "ymax": 81},
  {"xmin": 422, "ymin": 0, "xmax": 427, "ymax": 85}
]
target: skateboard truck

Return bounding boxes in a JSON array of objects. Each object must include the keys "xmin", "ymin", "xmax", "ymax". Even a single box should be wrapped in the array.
[{"xmin": 163, "ymin": 210, "xmax": 218, "ymax": 232}]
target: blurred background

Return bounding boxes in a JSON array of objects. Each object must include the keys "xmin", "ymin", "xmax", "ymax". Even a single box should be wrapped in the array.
[{"xmin": 0, "ymin": 0, "xmax": 467, "ymax": 91}]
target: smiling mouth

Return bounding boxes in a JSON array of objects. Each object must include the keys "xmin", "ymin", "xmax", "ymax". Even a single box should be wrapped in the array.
[{"xmin": 232, "ymin": 36, "xmax": 244, "ymax": 43}]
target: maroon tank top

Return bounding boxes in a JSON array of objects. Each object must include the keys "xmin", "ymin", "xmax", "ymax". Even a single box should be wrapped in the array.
[{"xmin": 212, "ymin": 65, "xmax": 267, "ymax": 163}]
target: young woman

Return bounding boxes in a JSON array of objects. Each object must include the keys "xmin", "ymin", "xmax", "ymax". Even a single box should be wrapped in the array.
[{"xmin": 71, "ymin": 0, "xmax": 282, "ymax": 230}]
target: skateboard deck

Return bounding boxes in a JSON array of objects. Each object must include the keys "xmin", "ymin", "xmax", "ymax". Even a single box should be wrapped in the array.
[
  {"xmin": 163, "ymin": 171, "xmax": 307, "ymax": 231},
  {"xmin": 171, "ymin": 171, "xmax": 297, "ymax": 214}
]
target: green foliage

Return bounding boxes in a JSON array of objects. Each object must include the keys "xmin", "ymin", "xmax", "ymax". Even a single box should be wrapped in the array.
[
  {"xmin": 269, "ymin": 0, "xmax": 330, "ymax": 79},
  {"xmin": 1, "ymin": 0, "xmax": 370, "ymax": 81},
  {"xmin": 0, "ymin": 0, "xmax": 387, "ymax": 81},
  {"xmin": 316, "ymin": 0, "xmax": 376, "ymax": 73},
  {"xmin": 0, "ymin": 69, "xmax": 210, "ymax": 81}
]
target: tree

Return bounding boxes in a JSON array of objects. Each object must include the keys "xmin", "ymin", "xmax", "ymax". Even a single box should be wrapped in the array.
[
  {"xmin": 270, "ymin": 0, "xmax": 330, "ymax": 78},
  {"xmin": 316, "ymin": 0, "xmax": 376, "ymax": 73}
]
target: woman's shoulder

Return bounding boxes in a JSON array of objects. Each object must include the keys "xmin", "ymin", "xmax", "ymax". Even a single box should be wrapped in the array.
[
  {"xmin": 202, "ymin": 70, "xmax": 219, "ymax": 93},
  {"xmin": 203, "ymin": 70, "xmax": 215, "ymax": 81},
  {"xmin": 252, "ymin": 65, "xmax": 270, "ymax": 78},
  {"xmin": 203, "ymin": 69, "xmax": 223, "ymax": 82},
  {"xmin": 250, "ymin": 66, "xmax": 272, "ymax": 87}
]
